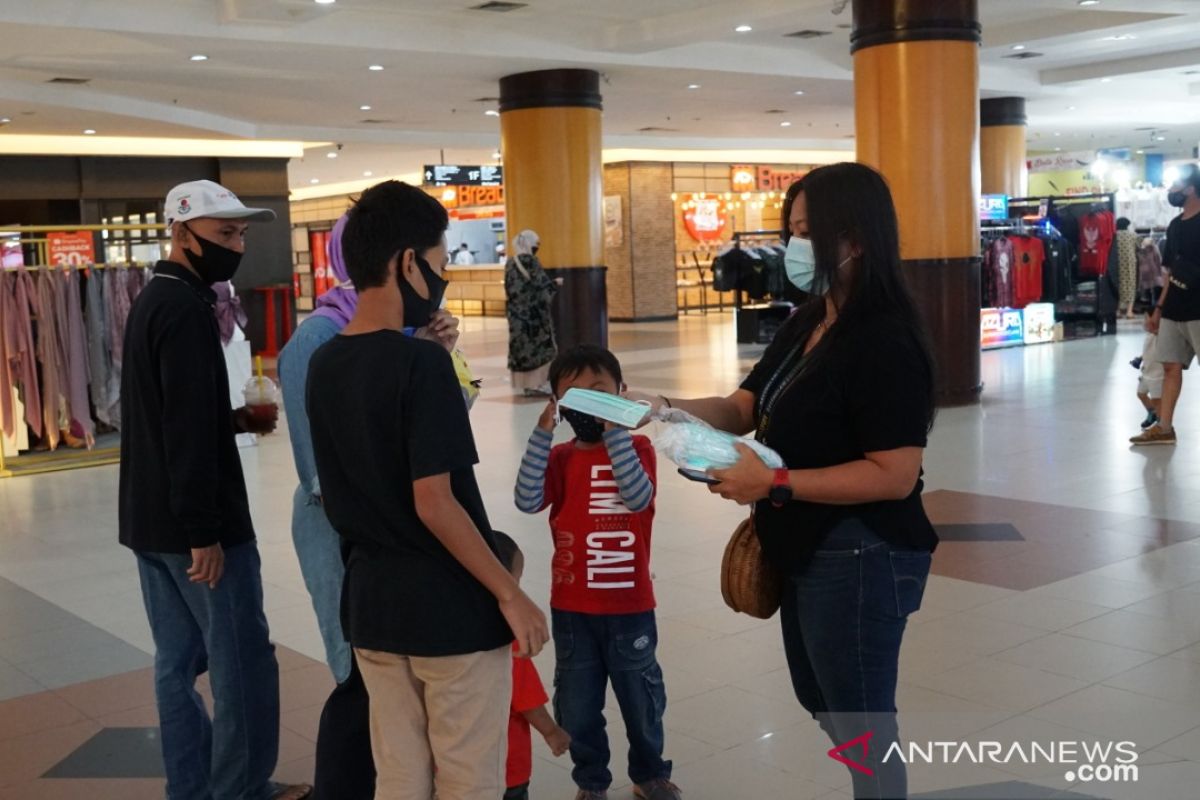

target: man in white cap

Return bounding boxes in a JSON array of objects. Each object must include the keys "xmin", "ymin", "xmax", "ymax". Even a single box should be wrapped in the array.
[{"xmin": 119, "ymin": 180, "xmax": 311, "ymax": 799}]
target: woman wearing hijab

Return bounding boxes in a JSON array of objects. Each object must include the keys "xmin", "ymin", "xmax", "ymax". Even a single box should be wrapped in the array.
[
  {"xmin": 278, "ymin": 212, "xmax": 460, "ymax": 800},
  {"xmin": 505, "ymin": 229, "xmax": 560, "ymax": 395}
]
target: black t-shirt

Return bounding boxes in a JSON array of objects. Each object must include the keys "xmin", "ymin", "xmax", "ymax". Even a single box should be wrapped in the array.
[
  {"xmin": 740, "ymin": 313, "xmax": 938, "ymax": 573},
  {"xmin": 306, "ymin": 331, "xmax": 511, "ymax": 657},
  {"xmin": 119, "ymin": 262, "xmax": 254, "ymax": 553},
  {"xmin": 1161, "ymin": 213, "xmax": 1200, "ymax": 322}
]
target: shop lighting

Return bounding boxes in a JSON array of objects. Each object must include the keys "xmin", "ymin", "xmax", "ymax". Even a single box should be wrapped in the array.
[
  {"xmin": 363, "ymin": 171, "xmax": 373, "ymax": 177},
  {"xmin": 1165, "ymin": 166, "xmax": 1181, "ymax": 186},
  {"xmin": 485, "ymin": 110, "xmax": 500, "ymax": 117},
  {"xmin": 83, "ymin": 129, "xmax": 96, "ymax": 135},
  {"xmin": 1090, "ymin": 158, "xmax": 1109, "ymax": 177},
  {"xmin": 687, "ymin": 84, "xmax": 701, "ymax": 90},
  {"xmin": 1100, "ymin": 77, "xmax": 1112, "ymax": 83},
  {"xmin": 0, "ymin": 118, "xmax": 10, "ymax": 124},
  {"xmin": 326, "ymin": 152, "xmax": 338, "ymax": 158},
  {"xmin": 1011, "ymin": 45, "xmax": 1026, "ymax": 51},
  {"xmin": 310, "ymin": 178, "xmax": 320, "ymax": 184},
  {"xmin": 1156, "ymin": 135, "xmax": 1166, "ymax": 141},
  {"xmin": 780, "ymin": 121, "xmax": 792, "ymax": 127},
  {"xmin": 1113, "ymin": 166, "xmax": 1131, "ymax": 187},
  {"xmin": 316, "ymin": 0, "xmax": 336, "ymax": 4},
  {"xmin": 735, "ymin": 25, "xmax": 753, "ymax": 33},
  {"xmin": 741, "ymin": 192, "xmax": 751, "ymax": 200},
  {"xmin": 1102, "ymin": 34, "xmax": 1135, "ymax": 41},
  {"xmin": 1054, "ymin": 132, "xmax": 1061, "ymax": 137},
  {"xmin": 190, "ymin": 54, "xmax": 208, "ymax": 62},
  {"xmin": 1078, "ymin": 0, "xmax": 1100, "ymax": 6},
  {"xmin": 360, "ymin": 105, "xmax": 372, "ymax": 111},
  {"xmin": 368, "ymin": 65, "xmax": 384, "ymax": 71}
]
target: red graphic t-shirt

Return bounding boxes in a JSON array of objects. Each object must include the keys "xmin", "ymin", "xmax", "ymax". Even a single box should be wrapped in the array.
[
  {"xmin": 507, "ymin": 642, "xmax": 549, "ymax": 789},
  {"xmin": 1010, "ymin": 235, "xmax": 1045, "ymax": 308},
  {"xmin": 1079, "ymin": 211, "xmax": 1115, "ymax": 278},
  {"xmin": 542, "ymin": 437, "xmax": 657, "ymax": 615}
]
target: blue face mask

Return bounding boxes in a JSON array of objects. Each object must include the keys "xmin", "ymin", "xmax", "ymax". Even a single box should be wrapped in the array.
[{"xmin": 785, "ymin": 236, "xmax": 817, "ymax": 292}]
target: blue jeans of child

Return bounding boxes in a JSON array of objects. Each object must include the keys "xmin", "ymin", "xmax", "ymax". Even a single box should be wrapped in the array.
[
  {"xmin": 781, "ymin": 519, "xmax": 931, "ymax": 800},
  {"xmin": 136, "ymin": 541, "xmax": 281, "ymax": 800},
  {"xmin": 551, "ymin": 609, "xmax": 671, "ymax": 792}
]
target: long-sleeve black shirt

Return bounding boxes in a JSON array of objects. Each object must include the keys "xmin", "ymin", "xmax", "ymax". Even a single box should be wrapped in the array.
[{"xmin": 118, "ymin": 261, "xmax": 255, "ymax": 553}]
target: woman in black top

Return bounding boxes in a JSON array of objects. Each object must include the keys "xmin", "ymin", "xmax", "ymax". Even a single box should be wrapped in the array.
[{"xmin": 635, "ymin": 163, "xmax": 936, "ymax": 799}]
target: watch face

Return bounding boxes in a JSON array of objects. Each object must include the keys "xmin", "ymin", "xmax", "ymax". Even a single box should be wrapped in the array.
[{"xmin": 769, "ymin": 485, "xmax": 792, "ymax": 505}]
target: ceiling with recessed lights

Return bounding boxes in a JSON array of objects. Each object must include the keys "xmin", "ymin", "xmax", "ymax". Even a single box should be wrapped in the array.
[{"xmin": 0, "ymin": 0, "xmax": 1198, "ymax": 193}]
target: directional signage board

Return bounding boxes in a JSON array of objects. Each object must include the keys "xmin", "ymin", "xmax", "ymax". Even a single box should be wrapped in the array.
[{"xmin": 423, "ymin": 165, "xmax": 503, "ymax": 187}]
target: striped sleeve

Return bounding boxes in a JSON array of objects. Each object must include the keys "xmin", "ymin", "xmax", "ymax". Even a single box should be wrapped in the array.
[
  {"xmin": 603, "ymin": 428, "xmax": 654, "ymax": 513},
  {"xmin": 514, "ymin": 427, "xmax": 554, "ymax": 513}
]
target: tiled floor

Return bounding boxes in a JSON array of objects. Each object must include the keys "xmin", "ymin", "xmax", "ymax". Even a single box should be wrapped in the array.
[{"xmin": 3, "ymin": 314, "xmax": 1200, "ymax": 799}]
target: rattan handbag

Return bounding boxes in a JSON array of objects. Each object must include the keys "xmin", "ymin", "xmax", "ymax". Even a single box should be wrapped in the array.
[{"xmin": 720, "ymin": 515, "xmax": 782, "ymax": 619}]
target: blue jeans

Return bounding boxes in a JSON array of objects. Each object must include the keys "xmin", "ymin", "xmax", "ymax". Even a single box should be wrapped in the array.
[
  {"xmin": 291, "ymin": 485, "xmax": 352, "ymax": 683},
  {"xmin": 136, "ymin": 541, "xmax": 281, "ymax": 800},
  {"xmin": 551, "ymin": 610, "xmax": 671, "ymax": 792},
  {"xmin": 781, "ymin": 519, "xmax": 931, "ymax": 800}
]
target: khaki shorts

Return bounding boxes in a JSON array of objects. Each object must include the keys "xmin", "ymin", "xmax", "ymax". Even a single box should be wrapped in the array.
[{"xmin": 1154, "ymin": 319, "xmax": 1200, "ymax": 367}]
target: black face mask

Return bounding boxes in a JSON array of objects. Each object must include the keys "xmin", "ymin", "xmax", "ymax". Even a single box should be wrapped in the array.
[
  {"xmin": 399, "ymin": 254, "xmax": 449, "ymax": 329},
  {"xmin": 183, "ymin": 225, "xmax": 243, "ymax": 284},
  {"xmin": 1168, "ymin": 190, "xmax": 1190, "ymax": 208},
  {"xmin": 531, "ymin": 246, "xmax": 540, "ymax": 256},
  {"xmin": 561, "ymin": 407, "xmax": 605, "ymax": 443}
]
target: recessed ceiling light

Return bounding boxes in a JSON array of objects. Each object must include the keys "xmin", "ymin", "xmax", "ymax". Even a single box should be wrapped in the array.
[
  {"xmin": 794, "ymin": 90, "xmax": 805, "ymax": 95},
  {"xmin": 360, "ymin": 104, "xmax": 372, "ymax": 111},
  {"xmin": 780, "ymin": 121, "xmax": 792, "ymax": 127},
  {"xmin": 368, "ymin": 65, "xmax": 384, "ymax": 71},
  {"xmin": 687, "ymin": 84, "xmax": 701, "ymax": 90},
  {"xmin": 1011, "ymin": 45, "xmax": 1026, "ymax": 51},
  {"xmin": 363, "ymin": 170, "xmax": 373, "ymax": 177},
  {"xmin": 83, "ymin": 129, "xmax": 96, "ymax": 135},
  {"xmin": 1067, "ymin": 105, "xmax": 1077, "ymax": 110},
  {"xmin": 1136, "ymin": 150, "xmax": 1144, "ymax": 154},
  {"xmin": 485, "ymin": 109, "xmax": 500, "ymax": 117},
  {"xmin": 1102, "ymin": 34, "xmax": 1136, "ymax": 41},
  {"xmin": 1078, "ymin": 0, "xmax": 1100, "ymax": 5},
  {"xmin": 492, "ymin": 150, "xmax": 502, "ymax": 159},
  {"xmin": 735, "ymin": 24, "xmax": 753, "ymax": 33},
  {"xmin": 190, "ymin": 54, "xmax": 208, "ymax": 62},
  {"xmin": 1156, "ymin": 135, "xmax": 1166, "ymax": 141},
  {"xmin": 1100, "ymin": 77, "xmax": 1112, "ymax": 83},
  {"xmin": 1054, "ymin": 131, "xmax": 1061, "ymax": 136},
  {"xmin": 315, "ymin": 0, "xmax": 336, "ymax": 4},
  {"xmin": 326, "ymin": 152, "xmax": 338, "ymax": 159},
  {"xmin": 310, "ymin": 178, "xmax": 320, "ymax": 184},
  {"xmin": 0, "ymin": 118, "xmax": 10, "ymax": 124},
  {"xmin": 1055, "ymin": 147, "xmax": 1062, "ymax": 151}
]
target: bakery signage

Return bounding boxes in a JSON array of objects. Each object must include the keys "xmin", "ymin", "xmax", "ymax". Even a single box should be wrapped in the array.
[{"xmin": 730, "ymin": 165, "xmax": 809, "ymax": 193}]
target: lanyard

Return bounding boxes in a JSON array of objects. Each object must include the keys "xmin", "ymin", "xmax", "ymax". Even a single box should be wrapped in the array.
[{"xmin": 755, "ymin": 343, "xmax": 811, "ymax": 445}]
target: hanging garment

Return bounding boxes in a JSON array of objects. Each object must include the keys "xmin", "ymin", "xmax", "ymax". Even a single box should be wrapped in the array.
[
  {"xmin": 985, "ymin": 237, "xmax": 1016, "ymax": 308},
  {"xmin": 1115, "ymin": 229, "xmax": 1138, "ymax": 309},
  {"xmin": 1010, "ymin": 235, "xmax": 1045, "ymax": 308},
  {"xmin": 35, "ymin": 271, "xmax": 68, "ymax": 450},
  {"xmin": 85, "ymin": 268, "xmax": 114, "ymax": 427},
  {"xmin": 0, "ymin": 271, "xmax": 17, "ymax": 438},
  {"xmin": 1038, "ymin": 233, "xmax": 1073, "ymax": 304},
  {"xmin": 62, "ymin": 268, "xmax": 94, "ymax": 446},
  {"xmin": 7, "ymin": 269, "xmax": 42, "ymax": 438},
  {"xmin": 1078, "ymin": 211, "xmax": 1115, "ymax": 278},
  {"xmin": 1138, "ymin": 239, "xmax": 1165, "ymax": 297}
]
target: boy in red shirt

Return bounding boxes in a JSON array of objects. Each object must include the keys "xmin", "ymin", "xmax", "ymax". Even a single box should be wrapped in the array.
[
  {"xmin": 492, "ymin": 532, "xmax": 572, "ymax": 799},
  {"xmin": 514, "ymin": 345, "xmax": 681, "ymax": 800}
]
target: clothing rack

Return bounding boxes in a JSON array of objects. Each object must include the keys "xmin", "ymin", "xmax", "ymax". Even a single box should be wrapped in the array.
[{"xmin": 727, "ymin": 230, "xmax": 793, "ymax": 344}]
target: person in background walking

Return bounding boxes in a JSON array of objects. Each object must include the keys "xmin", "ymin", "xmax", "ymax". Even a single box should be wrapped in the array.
[{"xmin": 505, "ymin": 229, "xmax": 560, "ymax": 397}]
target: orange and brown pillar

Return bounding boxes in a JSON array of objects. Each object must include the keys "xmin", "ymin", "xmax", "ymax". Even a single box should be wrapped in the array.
[
  {"xmin": 500, "ymin": 68, "xmax": 607, "ymax": 348},
  {"xmin": 853, "ymin": 0, "xmax": 982, "ymax": 404},
  {"xmin": 981, "ymin": 97, "xmax": 1028, "ymax": 197}
]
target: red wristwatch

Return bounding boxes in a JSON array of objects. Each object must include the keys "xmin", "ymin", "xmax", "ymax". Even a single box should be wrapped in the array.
[{"xmin": 768, "ymin": 468, "xmax": 793, "ymax": 508}]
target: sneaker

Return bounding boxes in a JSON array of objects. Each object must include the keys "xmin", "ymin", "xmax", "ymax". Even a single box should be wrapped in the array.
[
  {"xmin": 634, "ymin": 779, "xmax": 683, "ymax": 800},
  {"xmin": 1130, "ymin": 424, "xmax": 1176, "ymax": 446},
  {"xmin": 1141, "ymin": 410, "xmax": 1159, "ymax": 430},
  {"xmin": 574, "ymin": 791, "xmax": 607, "ymax": 800}
]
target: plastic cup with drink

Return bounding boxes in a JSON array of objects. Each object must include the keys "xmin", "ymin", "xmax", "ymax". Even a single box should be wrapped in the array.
[{"xmin": 242, "ymin": 356, "xmax": 279, "ymax": 432}]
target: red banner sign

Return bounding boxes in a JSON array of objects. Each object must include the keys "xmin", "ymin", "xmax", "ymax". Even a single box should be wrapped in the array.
[{"xmin": 47, "ymin": 231, "xmax": 96, "ymax": 267}]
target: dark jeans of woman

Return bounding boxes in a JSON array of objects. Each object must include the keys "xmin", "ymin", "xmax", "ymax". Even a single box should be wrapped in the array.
[
  {"xmin": 313, "ymin": 653, "xmax": 375, "ymax": 800},
  {"xmin": 780, "ymin": 518, "xmax": 931, "ymax": 800}
]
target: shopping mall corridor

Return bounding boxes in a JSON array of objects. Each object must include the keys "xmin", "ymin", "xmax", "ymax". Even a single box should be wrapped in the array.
[{"xmin": 2, "ymin": 314, "xmax": 1199, "ymax": 799}]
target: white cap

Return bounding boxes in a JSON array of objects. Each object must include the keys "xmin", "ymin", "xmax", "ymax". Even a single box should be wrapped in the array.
[{"xmin": 164, "ymin": 180, "xmax": 276, "ymax": 228}]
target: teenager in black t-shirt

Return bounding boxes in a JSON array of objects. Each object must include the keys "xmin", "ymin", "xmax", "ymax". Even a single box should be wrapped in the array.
[
  {"xmin": 629, "ymin": 163, "xmax": 936, "ymax": 799},
  {"xmin": 306, "ymin": 181, "xmax": 548, "ymax": 797},
  {"xmin": 1135, "ymin": 163, "xmax": 1200, "ymax": 446}
]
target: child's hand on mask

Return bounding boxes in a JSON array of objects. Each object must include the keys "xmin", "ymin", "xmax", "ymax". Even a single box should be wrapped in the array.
[{"xmin": 538, "ymin": 400, "xmax": 558, "ymax": 433}]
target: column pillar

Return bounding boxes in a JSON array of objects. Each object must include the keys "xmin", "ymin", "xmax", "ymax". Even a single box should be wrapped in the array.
[
  {"xmin": 981, "ymin": 97, "xmax": 1028, "ymax": 197},
  {"xmin": 852, "ymin": 0, "xmax": 982, "ymax": 405},
  {"xmin": 500, "ymin": 68, "xmax": 607, "ymax": 348}
]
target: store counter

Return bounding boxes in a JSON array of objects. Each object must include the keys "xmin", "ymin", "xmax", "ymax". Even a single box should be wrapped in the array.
[{"xmin": 446, "ymin": 262, "xmax": 506, "ymax": 317}]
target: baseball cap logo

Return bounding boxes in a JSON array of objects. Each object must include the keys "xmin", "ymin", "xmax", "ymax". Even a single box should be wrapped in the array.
[
  {"xmin": 828, "ymin": 731, "xmax": 875, "ymax": 777},
  {"xmin": 178, "ymin": 197, "xmax": 191, "ymax": 215}
]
